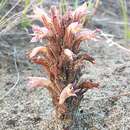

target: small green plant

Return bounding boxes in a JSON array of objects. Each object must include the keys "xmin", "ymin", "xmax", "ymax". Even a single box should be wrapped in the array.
[
  {"xmin": 19, "ymin": 16, "xmax": 32, "ymax": 29},
  {"xmin": 20, "ymin": 0, "xmax": 44, "ymax": 29},
  {"xmin": 27, "ymin": 3, "xmax": 99, "ymax": 120},
  {"xmin": 119, "ymin": 0, "xmax": 130, "ymax": 41}
]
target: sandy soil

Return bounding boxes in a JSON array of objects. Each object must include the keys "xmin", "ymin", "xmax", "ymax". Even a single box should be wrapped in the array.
[{"xmin": 0, "ymin": 0, "xmax": 130, "ymax": 130}]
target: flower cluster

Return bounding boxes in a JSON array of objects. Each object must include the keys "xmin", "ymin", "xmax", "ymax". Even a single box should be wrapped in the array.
[{"xmin": 28, "ymin": 3, "xmax": 99, "ymax": 119}]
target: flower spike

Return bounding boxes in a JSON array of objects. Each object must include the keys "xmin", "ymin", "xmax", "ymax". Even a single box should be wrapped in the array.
[{"xmin": 28, "ymin": 3, "xmax": 99, "ymax": 120}]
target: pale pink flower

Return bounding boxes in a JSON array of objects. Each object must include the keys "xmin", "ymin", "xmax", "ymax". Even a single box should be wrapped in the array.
[
  {"xmin": 29, "ymin": 46, "xmax": 48, "ymax": 59},
  {"xmin": 64, "ymin": 49, "xmax": 75, "ymax": 60},
  {"xmin": 59, "ymin": 84, "xmax": 77, "ymax": 105},
  {"xmin": 27, "ymin": 76, "xmax": 51, "ymax": 89},
  {"xmin": 31, "ymin": 25, "xmax": 50, "ymax": 42}
]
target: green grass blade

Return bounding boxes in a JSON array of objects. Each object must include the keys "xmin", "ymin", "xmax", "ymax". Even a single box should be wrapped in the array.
[
  {"xmin": 73, "ymin": 0, "xmax": 78, "ymax": 10},
  {"xmin": 119, "ymin": 0, "xmax": 129, "ymax": 41}
]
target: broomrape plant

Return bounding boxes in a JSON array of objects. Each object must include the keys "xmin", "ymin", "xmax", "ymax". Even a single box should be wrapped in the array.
[{"xmin": 28, "ymin": 3, "xmax": 99, "ymax": 120}]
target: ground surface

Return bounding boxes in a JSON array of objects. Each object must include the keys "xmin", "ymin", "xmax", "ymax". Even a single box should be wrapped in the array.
[{"xmin": 0, "ymin": 0, "xmax": 130, "ymax": 130}]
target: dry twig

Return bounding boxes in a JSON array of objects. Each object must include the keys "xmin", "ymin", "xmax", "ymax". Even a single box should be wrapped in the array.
[{"xmin": 0, "ymin": 47, "xmax": 20, "ymax": 102}]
